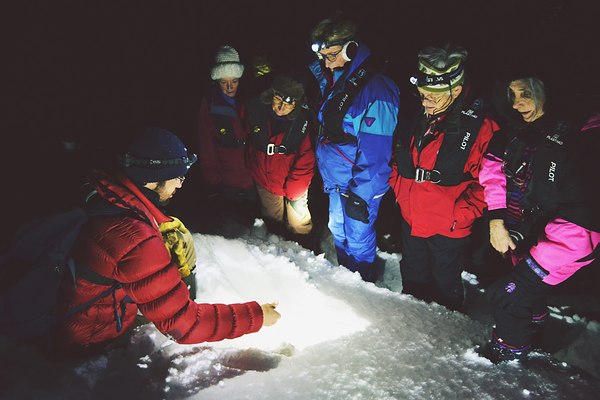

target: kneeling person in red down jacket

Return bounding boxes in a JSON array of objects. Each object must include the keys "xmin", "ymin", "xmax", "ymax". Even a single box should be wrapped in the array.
[{"xmin": 52, "ymin": 127, "xmax": 280, "ymax": 356}]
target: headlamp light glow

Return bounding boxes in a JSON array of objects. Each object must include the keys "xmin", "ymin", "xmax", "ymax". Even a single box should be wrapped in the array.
[
  {"xmin": 410, "ymin": 64, "xmax": 464, "ymax": 87},
  {"xmin": 273, "ymin": 91, "xmax": 296, "ymax": 104},
  {"xmin": 311, "ymin": 38, "xmax": 352, "ymax": 55}
]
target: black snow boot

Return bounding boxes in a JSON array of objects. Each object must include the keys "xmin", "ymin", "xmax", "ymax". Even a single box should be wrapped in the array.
[
  {"xmin": 437, "ymin": 284, "xmax": 466, "ymax": 312},
  {"xmin": 479, "ymin": 333, "xmax": 531, "ymax": 363},
  {"xmin": 402, "ymin": 281, "xmax": 436, "ymax": 303}
]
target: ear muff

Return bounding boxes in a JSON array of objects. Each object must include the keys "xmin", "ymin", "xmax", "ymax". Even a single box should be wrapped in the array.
[{"xmin": 341, "ymin": 41, "xmax": 358, "ymax": 61}]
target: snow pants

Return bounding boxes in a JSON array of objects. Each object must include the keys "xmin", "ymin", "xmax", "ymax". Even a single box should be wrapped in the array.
[
  {"xmin": 399, "ymin": 220, "xmax": 470, "ymax": 311},
  {"xmin": 328, "ymin": 191, "xmax": 383, "ymax": 267},
  {"xmin": 256, "ymin": 185, "xmax": 313, "ymax": 235},
  {"xmin": 486, "ymin": 257, "xmax": 550, "ymax": 347}
]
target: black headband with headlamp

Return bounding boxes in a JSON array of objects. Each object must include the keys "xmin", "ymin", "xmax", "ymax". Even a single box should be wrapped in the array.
[
  {"xmin": 122, "ymin": 153, "xmax": 198, "ymax": 169},
  {"xmin": 311, "ymin": 37, "xmax": 352, "ymax": 53},
  {"xmin": 273, "ymin": 90, "xmax": 297, "ymax": 104},
  {"xmin": 409, "ymin": 64, "xmax": 464, "ymax": 87}
]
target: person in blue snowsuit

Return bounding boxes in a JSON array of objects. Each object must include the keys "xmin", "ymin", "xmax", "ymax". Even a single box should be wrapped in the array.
[{"xmin": 308, "ymin": 15, "xmax": 400, "ymax": 282}]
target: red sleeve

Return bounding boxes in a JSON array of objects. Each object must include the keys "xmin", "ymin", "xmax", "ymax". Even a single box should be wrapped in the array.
[
  {"xmin": 453, "ymin": 182, "xmax": 488, "ymax": 226},
  {"xmin": 465, "ymin": 118, "xmax": 499, "ymax": 179},
  {"xmin": 453, "ymin": 117, "xmax": 499, "ymax": 223},
  {"xmin": 284, "ymin": 130, "xmax": 316, "ymax": 200},
  {"xmin": 120, "ymin": 233, "xmax": 263, "ymax": 344}
]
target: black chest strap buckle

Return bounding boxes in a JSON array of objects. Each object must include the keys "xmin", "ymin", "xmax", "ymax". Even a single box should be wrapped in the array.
[
  {"xmin": 415, "ymin": 168, "xmax": 442, "ymax": 184},
  {"xmin": 266, "ymin": 143, "xmax": 287, "ymax": 155}
]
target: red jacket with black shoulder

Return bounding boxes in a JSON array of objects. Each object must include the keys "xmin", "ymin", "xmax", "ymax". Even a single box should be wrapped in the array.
[{"xmin": 390, "ymin": 97, "xmax": 499, "ymax": 238}]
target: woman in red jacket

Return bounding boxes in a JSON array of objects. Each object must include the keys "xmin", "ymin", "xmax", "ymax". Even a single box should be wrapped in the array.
[
  {"xmin": 53, "ymin": 127, "xmax": 280, "ymax": 356},
  {"xmin": 245, "ymin": 75, "xmax": 316, "ymax": 245}
]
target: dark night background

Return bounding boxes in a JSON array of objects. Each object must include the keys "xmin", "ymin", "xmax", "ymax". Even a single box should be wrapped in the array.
[{"xmin": 1, "ymin": 0, "xmax": 598, "ymax": 251}]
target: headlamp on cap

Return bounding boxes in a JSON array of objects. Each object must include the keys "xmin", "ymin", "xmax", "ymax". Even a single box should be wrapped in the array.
[
  {"xmin": 122, "ymin": 127, "xmax": 198, "ymax": 184},
  {"xmin": 122, "ymin": 153, "xmax": 197, "ymax": 169},
  {"xmin": 273, "ymin": 90, "xmax": 297, "ymax": 105},
  {"xmin": 410, "ymin": 64, "xmax": 464, "ymax": 88}
]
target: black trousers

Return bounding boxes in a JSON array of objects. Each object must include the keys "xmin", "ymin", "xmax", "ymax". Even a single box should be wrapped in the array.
[
  {"xmin": 400, "ymin": 220, "xmax": 470, "ymax": 310},
  {"xmin": 486, "ymin": 259, "xmax": 550, "ymax": 347}
]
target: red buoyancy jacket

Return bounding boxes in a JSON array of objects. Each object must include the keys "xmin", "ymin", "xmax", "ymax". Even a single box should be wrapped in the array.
[
  {"xmin": 390, "ymin": 112, "xmax": 499, "ymax": 239},
  {"xmin": 197, "ymin": 88, "xmax": 254, "ymax": 189},
  {"xmin": 246, "ymin": 108, "xmax": 315, "ymax": 201},
  {"xmin": 56, "ymin": 171, "xmax": 263, "ymax": 348}
]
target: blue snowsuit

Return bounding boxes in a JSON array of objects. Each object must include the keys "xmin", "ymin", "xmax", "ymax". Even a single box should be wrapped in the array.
[{"xmin": 309, "ymin": 44, "xmax": 400, "ymax": 275}]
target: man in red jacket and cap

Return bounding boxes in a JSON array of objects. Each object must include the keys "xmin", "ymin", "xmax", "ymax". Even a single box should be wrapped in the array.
[
  {"xmin": 52, "ymin": 127, "xmax": 280, "ymax": 357},
  {"xmin": 390, "ymin": 45, "xmax": 499, "ymax": 311}
]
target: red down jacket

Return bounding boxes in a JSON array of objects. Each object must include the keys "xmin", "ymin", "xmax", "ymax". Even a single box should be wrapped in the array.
[{"xmin": 56, "ymin": 170, "xmax": 263, "ymax": 349}]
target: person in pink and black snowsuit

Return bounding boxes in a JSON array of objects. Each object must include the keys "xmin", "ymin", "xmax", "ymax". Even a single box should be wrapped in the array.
[{"xmin": 478, "ymin": 76, "xmax": 600, "ymax": 363}]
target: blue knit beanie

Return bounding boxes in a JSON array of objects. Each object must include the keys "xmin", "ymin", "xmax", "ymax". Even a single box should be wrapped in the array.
[{"xmin": 122, "ymin": 127, "xmax": 197, "ymax": 184}]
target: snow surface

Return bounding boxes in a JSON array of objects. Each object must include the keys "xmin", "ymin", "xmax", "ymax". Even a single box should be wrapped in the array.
[{"xmin": 1, "ymin": 219, "xmax": 599, "ymax": 400}]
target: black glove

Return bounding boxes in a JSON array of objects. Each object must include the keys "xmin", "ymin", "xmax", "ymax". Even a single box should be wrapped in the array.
[{"xmin": 344, "ymin": 191, "xmax": 369, "ymax": 223}]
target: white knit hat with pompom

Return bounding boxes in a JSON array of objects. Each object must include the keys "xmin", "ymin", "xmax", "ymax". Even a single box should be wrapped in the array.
[{"xmin": 210, "ymin": 45, "xmax": 244, "ymax": 80}]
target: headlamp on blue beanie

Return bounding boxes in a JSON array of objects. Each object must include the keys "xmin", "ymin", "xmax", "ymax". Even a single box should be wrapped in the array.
[{"xmin": 122, "ymin": 127, "xmax": 197, "ymax": 184}]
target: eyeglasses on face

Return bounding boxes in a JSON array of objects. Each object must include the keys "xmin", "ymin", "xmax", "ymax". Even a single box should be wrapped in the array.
[
  {"xmin": 176, "ymin": 176, "xmax": 186, "ymax": 183},
  {"xmin": 317, "ymin": 48, "xmax": 343, "ymax": 62}
]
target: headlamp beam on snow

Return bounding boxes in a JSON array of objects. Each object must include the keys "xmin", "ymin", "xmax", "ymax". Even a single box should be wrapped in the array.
[{"xmin": 122, "ymin": 153, "xmax": 198, "ymax": 168}]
